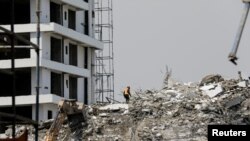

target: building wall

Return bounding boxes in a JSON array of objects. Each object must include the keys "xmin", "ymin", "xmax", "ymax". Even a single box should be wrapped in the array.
[
  {"xmin": 41, "ymin": 33, "xmax": 51, "ymax": 60},
  {"xmin": 78, "ymin": 78, "xmax": 84, "ymax": 102},
  {"xmin": 0, "ymin": 0, "xmax": 98, "ymax": 121},
  {"xmin": 63, "ymin": 5, "xmax": 69, "ymax": 28},
  {"xmin": 90, "ymin": 49, "xmax": 96, "ymax": 103},
  {"xmin": 64, "ymin": 39, "xmax": 70, "ymax": 65},
  {"xmin": 76, "ymin": 11, "xmax": 84, "ymax": 34},
  {"xmin": 41, "ymin": 69, "xmax": 51, "ymax": 94},
  {"xmin": 31, "ymin": 68, "xmax": 51, "ymax": 95},
  {"xmin": 78, "ymin": 45, "xmax": 84, "ymax": 68},
  {"xmin": 32, "ymin": 103, "xmax": 58, "ymax": 120},
  {"xmin": 89, "ymin": 0, "xmax": 95, "ymax": 37},
  {"xmin": 30, "ymin": 31, "xmax": 93, "ymax": 101},
  {"xmin": 30, "ymin": 0, "xmax": 50, "ymax": 23},
  {"xmin": 64, "ymin": 74, "xmax": 69, "ymax": 99}
]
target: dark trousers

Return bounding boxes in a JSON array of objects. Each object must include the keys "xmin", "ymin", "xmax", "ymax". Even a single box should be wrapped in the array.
[{"xmin": 124, "ymin": 94, "xmax": 130, "ymax": 103}]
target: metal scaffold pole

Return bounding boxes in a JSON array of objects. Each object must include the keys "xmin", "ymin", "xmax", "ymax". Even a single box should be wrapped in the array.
[
  {"xmin": 35, "ymin": 0, "xmax": 41, "ymax": 141},
  {"xmin": 10, "ymin": 0, "xmax": 16, "ymax": 139}
]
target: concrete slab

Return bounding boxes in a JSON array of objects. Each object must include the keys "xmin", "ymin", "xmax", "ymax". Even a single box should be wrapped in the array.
[
  {"xmin": 99, "ymin": 104, "xmax": 129, "ymax": 111},
  {"xmin": 237, "ymin": 81, "xmax": 247, "ymax": 87},
  {"xmin": 225, "ymin": 97, "xmax": 245, "ymax": 109},
  {"xmin": 200, "ymin": 84, "xmax": 223, "ymax": 98}
]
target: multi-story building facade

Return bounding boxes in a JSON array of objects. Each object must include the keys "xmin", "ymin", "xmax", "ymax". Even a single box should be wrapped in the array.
[{"xmin": 0, "ymin": 0, "xmax": 102, "ymax": 121}]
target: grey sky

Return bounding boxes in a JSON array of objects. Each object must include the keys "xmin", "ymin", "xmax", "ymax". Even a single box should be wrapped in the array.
[{"xmin": 113, "ymin": 0, "xmax": 250, "ymax": 96}]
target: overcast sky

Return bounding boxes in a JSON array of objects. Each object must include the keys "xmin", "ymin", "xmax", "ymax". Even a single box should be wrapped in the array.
[{"xmin": 112, "ymin": 0, "xmax": 250, "ymax": 97}]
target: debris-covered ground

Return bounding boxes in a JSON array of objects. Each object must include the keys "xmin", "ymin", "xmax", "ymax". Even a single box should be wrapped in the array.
[{"xmin": 1, "ymin": 74, "xmax": 250, "ymax": 141}]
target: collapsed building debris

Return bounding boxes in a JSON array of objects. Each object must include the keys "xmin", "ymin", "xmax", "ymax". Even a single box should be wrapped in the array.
[
  {"xmin": 199, "ymin": 74, "xmax": 224, "ymax": 86},
  {"xmin": 1, "ymin": 74, "xmax": 250, "ymax": 141}
]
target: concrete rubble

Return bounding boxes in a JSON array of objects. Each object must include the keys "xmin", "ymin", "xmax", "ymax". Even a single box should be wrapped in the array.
[{"xmin": 1, "ymin": 74, "xmax": 250, "ymax": 141}]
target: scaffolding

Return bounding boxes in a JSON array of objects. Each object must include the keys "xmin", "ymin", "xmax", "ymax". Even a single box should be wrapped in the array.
[{"xmin": 94, "ymin": 0, "xmax": 115, "ymax": 103}]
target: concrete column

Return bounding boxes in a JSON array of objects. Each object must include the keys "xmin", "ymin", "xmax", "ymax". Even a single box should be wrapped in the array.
[
  {"xmin": 33, "ymin": 104, "xmax": 58, "ymax": 121},
  {"xmin": 40, "ymin": 68, "xmax": 51, "ymax": 94},
  {"xmin": 31, "ymin": 68, "xmax": 40, "ymax": 95},
  {"xmin": 88, "ymin": 47, "xmax": 92, "ymax": 70},
  {"xmin": 78, "ymin": 78, "xmax": 84, "ymax": 102},
  {"xmin": 76, "ymin": 11, "xmax": 84, "ymax": 34},
  {"xmin": 43, "ymin": 104, "xmax": 58, "ymax": 120},
  {"xmin": 30, "ymin": 33, "xmax": 37, "ymax": 58},
  {"xmin": 41, "ymin": 33, "xmax": 50, "ymax": 60},
  {"xmin": 88, "ymin": 1, "xmax": 94, "ymax": 37},
  {"xmin": 30, "ymin": 0, "xmax": 50, "ymax": 23},
  {"xmin": 88, "ymin": 77, "xmax": 92, "ymax": 104},
  {"xmin": 78, "ymin": 45, "xmax": 84, "ymax": 68},
  {"xmin": 62, "ymin": 5, "xmax": 69, "ymax": 28},
  {"xmin": 64, "ymin": 39, "xmax": 69, "ymax": 65},
  {"xmin": 32, "ymin": 104, "xmax": 44, "ymax": 121},
  {"xmin": 64, "ymin": 74, "xmax": 69, "ymax": 99},
  {"xmin": 90, "ymin": 49, "xmax": 96, "ymax": 104},
  {"xmin": 32, "ymin": 68, "xmax": 50, "ymax": 95}
]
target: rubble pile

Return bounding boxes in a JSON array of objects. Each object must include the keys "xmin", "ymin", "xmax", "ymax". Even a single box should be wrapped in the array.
[
  {"xmin": 79, "ymin": 74, "xmax": 250, "ymax": 141},
  {"xmin": 1, "ymin": 74, "xmax": 250, "ymax": 141},
  {"xmin": 0, "ymin": 125, "xmax": 29, "ymax": 139}
]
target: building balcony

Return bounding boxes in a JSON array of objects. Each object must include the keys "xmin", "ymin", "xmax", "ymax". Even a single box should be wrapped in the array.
[
  {"xmin": 0, "ymin": 58, "xmax": 90, "ymax": 77},
  {"xmin": 41, "ymin": 59, "xmax": 90, "ymax": 77},
  {"xmin": 0, "ymin": 94, "xmax": 63, "ymax": 106},
  {"xmin": 61, "ymin": 0, "xmax": 89, "ymax": 10},
  {"xmin": 0, "ymin": 23, "xmax": 103, "ymax": 50}
]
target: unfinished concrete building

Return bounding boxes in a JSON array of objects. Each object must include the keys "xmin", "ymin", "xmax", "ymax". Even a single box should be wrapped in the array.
[{"xmin": 0, "ymin": 0, "xmax": 102, "ymax": 121}]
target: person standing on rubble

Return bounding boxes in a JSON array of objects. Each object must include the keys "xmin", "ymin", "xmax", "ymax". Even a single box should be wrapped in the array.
[{"xmin": 123, "ymin": 86, "xmax": 131, "ymax": 103}]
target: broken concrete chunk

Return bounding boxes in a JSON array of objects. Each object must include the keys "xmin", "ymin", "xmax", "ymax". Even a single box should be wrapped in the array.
[
  {"xmin": 40, "ymin": 119, "xmax": 54, "ymax": 129},
  {"xmin": 122, "ymin": 109, "xmax": 129, "ymax": 115},
  {"xmin": 0, "ymin": 134, "xmax": 8, "ymax": 139},
  {"xmin": 241, "ymin": 98, "xmax": 250, "ymax": 110},
  {"xmin": 199, "ymin": 74, "xmax": 224, "ymax": 86},
  {"xmin": 151, "ymin": 126, "xmax": 158, "ymax": 134},
  {"xmin": 199, "ymin": 84, "xmax": 223, "ymax": 98},
  {"xmin": 99, "ymin": 104, "xmax": 128, "ymax": 111},
  {"xmin": 237, "ymin": 81, "xmax": 247, "ymax": 87},
  {"xmin": 142, "ymin": 108, "xmax": 152, "ymax": 113},
  {"xmin": 225, "ymin": 96, "xmax": 245, "ymax": 109},
  {"xmin": 155, "ymin": 133, "xmax": 162, "ymax": 138},
  {"xmin": 5, "ymin": 128, "xmax": 13, "ymax": 137},
  {"xmin": 142, "ymin": 101, "xmax": 154, "ymax": 107},
  {"xmin": 114, "ymin": 136, "xmax": 119, "ymax": 141},
  {"xmin": 92, "ymin": 116, "xmax": 97, "ymax": 120},
  {"xmin": 195, "ymin": 104, "xmax": 202, "ymax": 110},
  {"xmin": 85, "ymin": 128, "xmax": 93, "ymax": 135},
  {"xmin": 163, "ymin": 90, "xmax": 182, "ymax": 98},
  {"xmin": 99, "ymin": 113, "xmax": 109, "ymax": 117}
]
